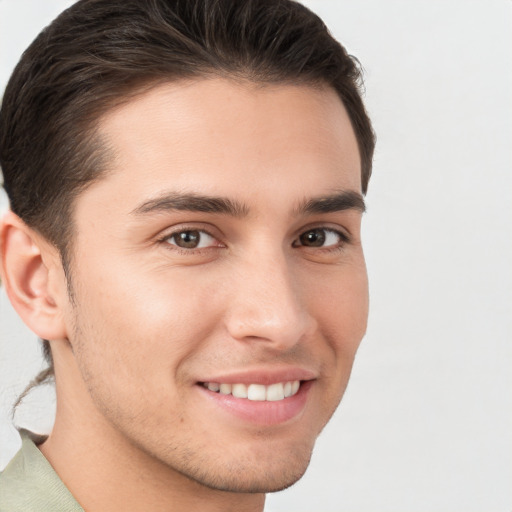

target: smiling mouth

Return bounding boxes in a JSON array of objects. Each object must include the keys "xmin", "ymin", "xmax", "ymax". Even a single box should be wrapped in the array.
[{"xmin": 201, "ymin": 381, "xmax": 301, "ymax": 402}]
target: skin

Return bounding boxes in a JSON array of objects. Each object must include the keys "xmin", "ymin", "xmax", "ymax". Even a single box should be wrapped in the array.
[{"xmin": 1, "ymin": 78, "xmax": 368, "ymax": 512}]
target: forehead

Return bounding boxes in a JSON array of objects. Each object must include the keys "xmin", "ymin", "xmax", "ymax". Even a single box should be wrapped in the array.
[{"xmin": 79, "ymin": 78, "xmax": 361, "ymax": 217}]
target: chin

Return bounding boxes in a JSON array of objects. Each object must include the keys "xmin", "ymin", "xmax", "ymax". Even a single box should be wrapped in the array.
[{"xmin": 181, "ymin": 444, "xmax": 314, "ymax": 494}]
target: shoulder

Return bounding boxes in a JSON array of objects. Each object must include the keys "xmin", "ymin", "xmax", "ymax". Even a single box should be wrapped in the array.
[{"xmin": 0, "ymin": 430, "xmax": 83, "ymax": 512}]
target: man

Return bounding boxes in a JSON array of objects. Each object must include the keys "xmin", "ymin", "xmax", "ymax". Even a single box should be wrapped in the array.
[{"xmin": 0, "ymin": 0, "xmax": 375, "ymax": 510}]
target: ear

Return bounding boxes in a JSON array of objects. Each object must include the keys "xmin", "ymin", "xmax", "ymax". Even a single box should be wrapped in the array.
[{"xmin": 0, "ymin": 211, "xmax": 68, "ymax": 340}]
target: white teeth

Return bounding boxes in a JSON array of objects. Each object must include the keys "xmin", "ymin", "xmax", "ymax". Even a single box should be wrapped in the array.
[
  {"xmin": 204, "ymin": 380, "xmax": 301, "ymax": 401},
  {"xmin": 248, "ymin": 384, "xmax": 266, "ymax": 401},
  {"xmin": 219, "ymin": 383, "xmax": 232, "ymax": 395},
  {"xmin": 266, "ymin": 383, "xmax": 285, "ymax": 401},
  {"xmin": 232, "ymin": 383, "xmax": 248, "ymax": 398}
]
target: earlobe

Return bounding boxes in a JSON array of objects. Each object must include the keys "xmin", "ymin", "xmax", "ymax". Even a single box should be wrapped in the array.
[{"xmin": 0, "ymin": 211, "xmax": 68, "ymax": 340}]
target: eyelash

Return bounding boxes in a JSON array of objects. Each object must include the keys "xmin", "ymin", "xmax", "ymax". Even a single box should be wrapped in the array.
[
  {"xmin": 158, "ymin": 226, "xmax": 223, "ymax": 254},
  {"xmin": 293, "ymin": 227, "xmax": 350, "ymax": 252},
  {"xmin": 158, "ymin": 226, "xmax": 350, "ymax": 254}
]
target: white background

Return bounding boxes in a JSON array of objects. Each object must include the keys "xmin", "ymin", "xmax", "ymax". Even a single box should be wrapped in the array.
[{"xmin": 1, "ymin": 1, "xmax": 511, "ymax": 511}]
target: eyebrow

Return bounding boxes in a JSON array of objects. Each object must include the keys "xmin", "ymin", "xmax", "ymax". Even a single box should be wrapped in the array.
[
  {"xmin": 296, "ymin": 190, "xmax": 366, "ymax": 215},
  {"xmin": 130, "ymin": 189, "xmax": 365, "ymax": 218},
  {"xmin": 131, "ymin": 192, "xmax": 250, "ymax": 217}
]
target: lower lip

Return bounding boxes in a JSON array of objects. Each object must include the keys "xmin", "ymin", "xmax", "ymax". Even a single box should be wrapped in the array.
[{"xmin": 197, "ymin": 381, "xmax": 313, "ymax": 426}]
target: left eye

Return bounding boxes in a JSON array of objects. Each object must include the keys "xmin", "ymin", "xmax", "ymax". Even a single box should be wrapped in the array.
[
  {"xmin": 165, "ymin": 230, "xmax": 217, "ymax": 249},
  {"xmin": 295, "ymin": 228, "xmax": 345, "ymax": 248}
]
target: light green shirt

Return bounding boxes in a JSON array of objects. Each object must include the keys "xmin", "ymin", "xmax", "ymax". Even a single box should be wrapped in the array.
[{"xmin": 0, "ymin": 430, "xmax": 83, "ymax": 511}]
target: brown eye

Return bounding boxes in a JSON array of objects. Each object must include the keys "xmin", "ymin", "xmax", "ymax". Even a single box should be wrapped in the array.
[
  {"xmin": 172, "ymin": 231, "xmax": 200, "ymax": 248},
  {"xmin": 296, "ymin": 228, "xmax": 346, "ymax": 248},
  {"xmin": 167, "ymin": 230, "xmax": 216, "ymax": 249},
  {"xmin": 299, "ymin": 229, "xmax": 326, "ymax": 247}
]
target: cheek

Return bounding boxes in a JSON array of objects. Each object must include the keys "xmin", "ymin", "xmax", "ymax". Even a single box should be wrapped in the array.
[
  {"xmin": 310, "ymin": 261, "xmax": 369, "ymax": 357},
  {"xmin": 69, "ymin": 261, "xmax": 224, "ymax": 387},
  {"xmin": 67, "ymin": 269, "xmax": 222, "ymax": 431},
  {"xmin": 302, "ymin": 264, "xmax": 368, "ymax": 431}
]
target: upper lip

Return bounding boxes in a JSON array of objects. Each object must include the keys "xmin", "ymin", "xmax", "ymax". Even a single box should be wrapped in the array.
[{"xmin": 198, "ymin": 367, "xmax": 317, "ymax": 386}]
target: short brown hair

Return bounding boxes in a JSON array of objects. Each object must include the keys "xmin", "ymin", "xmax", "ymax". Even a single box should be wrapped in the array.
[{"xmin": 1, "ymin": 0, "xmax": 375, "ymax": 391}]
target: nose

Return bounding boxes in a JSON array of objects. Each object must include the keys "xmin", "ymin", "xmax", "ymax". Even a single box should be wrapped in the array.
[{"xmin": 224, "ymin": 250, "xmax": 316, "ymax": 351}]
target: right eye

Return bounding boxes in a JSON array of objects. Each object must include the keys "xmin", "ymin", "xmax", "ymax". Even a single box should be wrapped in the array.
[{"xmin": 164, "ymin": 229, "xmax": 219, "ymax": 250}]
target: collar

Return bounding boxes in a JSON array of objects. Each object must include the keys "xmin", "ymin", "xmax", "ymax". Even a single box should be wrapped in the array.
[{"xmin": 0, "ymin": 429, "xmax": 84, "ymax": 511}]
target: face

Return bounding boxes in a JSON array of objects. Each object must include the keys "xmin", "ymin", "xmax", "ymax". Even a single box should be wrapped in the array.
[{"xmin": 62, "ymin": 78, "xmax": 368, "ymax": 493}]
